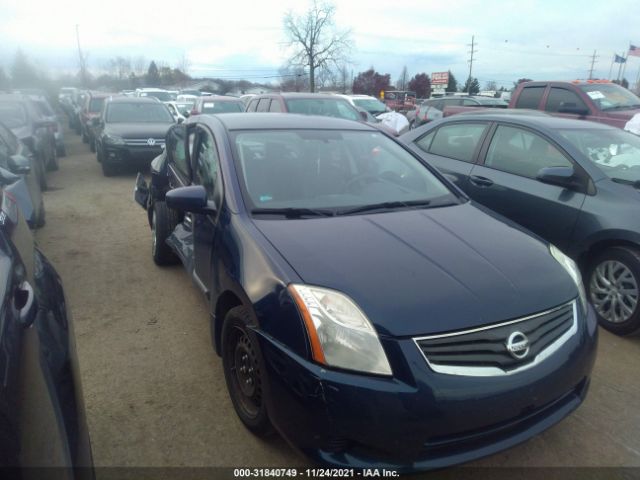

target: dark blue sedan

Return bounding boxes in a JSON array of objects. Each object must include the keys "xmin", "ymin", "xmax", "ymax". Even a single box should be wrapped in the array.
[
  {"xmin": 134, "ymin": 113, "xmax": 597, "ymax": 471},
  {"xmin": 400, "ymin": 113, "xmax": 640, "ymax": 336}
]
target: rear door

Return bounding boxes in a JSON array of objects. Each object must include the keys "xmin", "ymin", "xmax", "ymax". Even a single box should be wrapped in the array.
[
  {"xmin": 406, "ymin": 121, "xmax": 490, "ymax": 189},
  {"xmin": 467, "ymin": 123, "xmax": 587, "ymax": 250}
]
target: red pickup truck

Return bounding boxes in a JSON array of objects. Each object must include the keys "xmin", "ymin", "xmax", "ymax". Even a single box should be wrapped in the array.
[{"xmin": 443, "ymin": 80, "xmax": 640, "ymax": 129}]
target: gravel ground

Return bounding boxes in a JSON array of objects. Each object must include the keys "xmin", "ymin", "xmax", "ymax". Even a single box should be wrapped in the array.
[{"xmin": 33, "ymin": 128, "xmax": 640, "ymax": 472}]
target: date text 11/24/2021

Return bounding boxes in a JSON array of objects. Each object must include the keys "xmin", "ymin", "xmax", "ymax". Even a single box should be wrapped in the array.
[{"xmin": 233, "ymin": 469, "xmax": 400, "ymax": 478}]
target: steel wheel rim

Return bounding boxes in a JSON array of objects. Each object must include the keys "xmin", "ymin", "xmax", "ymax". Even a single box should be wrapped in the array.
[
  {"xmin": 590, "ymin": 260, "xmax": 639, "ymax": 323},
  {"xmin": 228, "ymin": 326, "xmax": 262, "ymax": 418}
]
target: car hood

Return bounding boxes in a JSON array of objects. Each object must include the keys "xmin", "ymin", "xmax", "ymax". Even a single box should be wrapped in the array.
[
  {"xmin": 254, "ymin": 203, "xmax": 576, "ymax": 337},
  {"xmin": 104, "ymin": 123, "xmax": 173, "ymax": 139}
]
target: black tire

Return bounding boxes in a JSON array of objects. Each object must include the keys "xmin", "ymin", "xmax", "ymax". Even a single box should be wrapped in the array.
[
  {"xmin": 96, "ymin": 142, "xmax": 103, "ymax": 163},
  {"xmin": 151, "ymin": 201, "xmax": 179, "ymax": 265},
  {"xmin": 101, "ymin": 159, "xmax": 117, "ymax": 176},
  {"xmin": 37, "ymin": 157, "xmax": 48, "ymax": 191},
  {"xmin": 89, "ymin": 137, "xmax": 96, "ymax": 153},
  {"xmin": 586, "ymin": 246, "xmax": 640, "ymax": 336},
  {"xmin": 35, "ymin": 199, "xmax": 46, "ymax": 228},
  {"xmin": 47, "ymin": 151, "xmax": 59, "ymax": 171},
  {"xmin": 81, "ymin": 129, "xmax": 88, "ymax": 143},
  {"xmin": 57, "ymin": 144, "xmax": 66, "ymax": 157},
  {"xmin": 221, "ymin": 306, "xmax": 272, "ymax": 435}
]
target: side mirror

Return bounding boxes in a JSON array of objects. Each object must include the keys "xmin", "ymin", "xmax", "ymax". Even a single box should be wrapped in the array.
[
  {"xmin": 0, "ymin": 166, "xmax": 21, "ymax": 185},
  {"xmin": 177, "ymin": 117, "xmax": 184, "ymax": 124},
  {"xmin": 359, "ymin": 110, "xmax": 369, "ymax": 121},
  {"xmin": 165, "ymin": 185, "xmax": 216, "ymax": 215},
  {"xmin": 558, "ymin": 102, "xmax": 589, "ymax": 116},
  {"xmin": 536, "ymin": 166, "xmax": 577, "ymax": 189},
  {"xmin": 8, "ymin": 154, "xmax": 31, "ymax": 175}
]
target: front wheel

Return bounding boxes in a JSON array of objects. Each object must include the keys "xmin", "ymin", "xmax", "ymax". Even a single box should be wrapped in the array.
[
  {"xmin": 587, "ymin": 246, "xmax": 640, "ymax": 336},
  {"xmin": 151, "ymin": 201, "xmax": 179, "ymax": 265},
  {"xmin": 221, "ymin": 306, "xmax": 272, "ymax": 436}
]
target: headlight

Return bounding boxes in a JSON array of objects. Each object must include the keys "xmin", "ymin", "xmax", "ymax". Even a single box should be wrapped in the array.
[
  {"xmin": 104, "ymin": 134, "xmax": 125, "ymax": 145},
  {"xmin": 550, "ymin": 244, "xmax": 588, "ymax": 312},
  {"xmin": 288, "ymin": 284, "xmax": 392, "ymax": 376}
]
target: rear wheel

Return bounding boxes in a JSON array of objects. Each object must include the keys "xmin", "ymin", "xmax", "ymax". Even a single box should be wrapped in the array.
[
  {"xmin": 587, "ymin": 246, "xmax": 640, "ymax": 336},
  {"xmin": 82, "ymin": 129, "xmax": 88, "ymax": 143},
  {"xmin": 56, "ymin": 144, "xmax": 66, "ymax": 157},
  {"xmin": 222, "ymin": 306, "xmax": 272, "ymax": 435},
  {"xmin": 89, "ymin": 137, "xmax": 96, "ymax": 152},
  {"xmin": 151, "ymin": 201, "xmax": 179, "ymax": 265},
  {"xmin": 96, "ymin": 141, "xmax": 103, "ymax": 163}
]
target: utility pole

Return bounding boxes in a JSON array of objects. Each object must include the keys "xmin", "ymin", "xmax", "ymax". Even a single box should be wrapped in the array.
[
  {"xmin": 467, "ymin": 35, "xmax": 477, "ymax": 93},
  {"xmin": 588, "ymin": 50, "xmax": 598, "ymax": 79},
  {"xmin": 75, "ymin": 24, "xmax": 87, "ymax": 87}
]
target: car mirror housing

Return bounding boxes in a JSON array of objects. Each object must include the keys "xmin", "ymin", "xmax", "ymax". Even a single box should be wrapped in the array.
[
  {"xmin": 165, "ymin": 185, "xmax": 216, "ymax": 215},
  {"xmin": 8, "ymin": 154, "xmax": 31, "ymax": 175},
  {"xmin": 536, "ymin": 166, "xmax": 576, "ymax": 189}
]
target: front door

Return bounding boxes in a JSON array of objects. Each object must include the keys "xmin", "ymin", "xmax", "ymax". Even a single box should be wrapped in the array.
[{"xmin": 467, "ymin": 123, "xmax": 587, "ymax": 251}]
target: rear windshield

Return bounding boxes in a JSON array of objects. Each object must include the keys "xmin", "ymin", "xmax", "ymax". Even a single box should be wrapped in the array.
[
  {"xmin": 139, "ymin": 91, "xmax": 172, "ymax": 102},
  {"xmin": 106, "ymin": 103, "xmax": 174, "ymax": 123},
  {"xmin": 201, "ymin": 101, "xmax": 244, "ymax": 114},
  {"xmin": 352, "ymin": 98, "xmax": 387, "ymax": 115},
  {"xmin": 89, "ymin": 97, "xmax": 106, "ymax": 113},
  {"xmin": 0, "ymin": 102, "xmax": 28, "ymax": 128},
  {"xmin": 285, "ymin": 98, "xmax": 360, "ymax": 121}
]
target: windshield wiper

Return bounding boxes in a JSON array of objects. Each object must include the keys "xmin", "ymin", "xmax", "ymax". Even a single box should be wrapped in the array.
[
  {"xmin": 251, "ymin": 207, "xmax": 335, "ymax": 218},
  {"xmin": 336, "ymin": 199, "xmax": 433, "ymax": 216},
  {"xmin": 611, "ymin": 177, "xmax": 640, "ymax": 189}
]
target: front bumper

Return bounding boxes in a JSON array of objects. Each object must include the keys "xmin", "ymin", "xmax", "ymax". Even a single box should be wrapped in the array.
[
  {"xmin": 257, "ymin": 304, "xmax": 598, "ymax": 471},
  {"xmin": 103, "ymin": 144, "xmax": 164, "ymax": 165}
]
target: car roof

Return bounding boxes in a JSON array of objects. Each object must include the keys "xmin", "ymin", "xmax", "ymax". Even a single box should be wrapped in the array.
[
  {"xmin": 201, "ymin": 113, "xmax": 374, "ymax": 131},
  {"xmin": 445, "ymin": 112, "xmax": 615, "ymax": 130},
  {"xmin": 256, "ymin": 92, "xmax": 351, "ymax": 100},
  {"xmin": 106, "ymin": 96, "xmax": 160, "ymax": 104}
]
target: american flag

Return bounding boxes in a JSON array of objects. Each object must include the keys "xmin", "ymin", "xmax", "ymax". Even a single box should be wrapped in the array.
[{"xmin": 629, "ymin": 45, "xmax": 640, "ymax": 57}]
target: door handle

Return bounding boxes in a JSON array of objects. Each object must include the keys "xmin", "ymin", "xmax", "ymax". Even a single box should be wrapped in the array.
[{"xmin": 469, "ymin": 175, "xmax": 494, "ymax": 187}]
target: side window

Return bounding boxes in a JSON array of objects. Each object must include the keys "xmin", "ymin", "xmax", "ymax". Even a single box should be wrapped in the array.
[
  {"xmin": 545, "ymin": 88, "xmax": 588, "ymax": 113},
  {"xmin": 247, "ymin": 99, "xmax": 258, "ymax": 112},
  {"xmin": 428, "ymin": 123, "xmax": 487, "ymax": 162},
  {"xmin": 462, "ymin": 99, "xmax": 480, "ymax": 106},
  {"xmin": 194, "ymin": 129, "xmax": 223, "ymax": 208},
  {"xmin": 269, "ymin": 100, "xmax": 283, "ymax": 112},
  {"xmin": 514, "ymin": 86, "xmax": 545, "ymax": 109},
  {"xmin": 257, "ymin": 99, "xmax": 271, "ymax": 112},
  {"xmin": 484, "ymin": 125, "xmax": 572, "ymax": 179},
  {"xmin": 415, "ymin": 130, "xmax": 435, "ymax": 153},
  {"xmin": 443, "ymin": 98, "xmax": 463, "ymax": 107},
  {"xmin": 167, "ymin": 126, "xmax": 189, "ymax": 177}
]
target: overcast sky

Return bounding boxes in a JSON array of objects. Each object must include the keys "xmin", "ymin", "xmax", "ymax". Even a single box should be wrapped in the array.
[{"xmin": 1, "ymin": 0, "xmax": 640, "ymax": 88}]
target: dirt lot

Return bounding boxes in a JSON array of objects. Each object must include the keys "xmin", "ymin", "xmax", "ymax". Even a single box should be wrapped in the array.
[{"xmin": 34, "ymin": 130, "xmax": 640, "ymax": 470}]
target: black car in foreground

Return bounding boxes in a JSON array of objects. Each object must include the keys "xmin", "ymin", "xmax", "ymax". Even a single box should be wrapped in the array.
[
  {"xmin": 0, "ymin": 188, "xmax": 93, "ymax": 477},
  {"xmin": 135, "ymin": 113, "xmax": 597, "ymax": 471},
  {"xmin": 401, "ymin": 113, "xmax": 640, "ymax": 336},
  {"xmin": 94, "ymin": 97, "xmax": 174, "ymax": 176}
]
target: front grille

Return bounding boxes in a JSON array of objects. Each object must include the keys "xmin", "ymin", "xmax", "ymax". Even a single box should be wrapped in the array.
[
  {"xmin": 124, "ymin": 138, "xmax": 165, "ymax": 147},
  {"xmin": 414, "ymin": 301, "xmax": 577, "ymax": 376}
]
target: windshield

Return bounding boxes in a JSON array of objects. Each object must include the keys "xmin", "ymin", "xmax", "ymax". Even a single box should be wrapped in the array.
[
  {"xmin": 559, "ymin": 128, "xmax": 640, "ymax": 182},
  {"xmin": 233, "ymin": 130, "xmax": 457, "ymax": 215},
  {"xmin": 577, "ymin": 84, "xmax": 640, "ymax": 112},
  {"xmin": 140, "ymin": 91, "xmax": 172, "ymax": 102},
  {"xmin": 0, "ymin": 102, "xmax": 28, "ymax": 128},
  {"xmin": 106, "ymin": 103, "xmax": 174, "ymax": 123},
  {"xmin": 175, "ymin": 102, "xmax": 194, "ymax": 115},
  {"xmin": 353, "ymin": 98, "xmax": 387, "ymax": 115},
  {"xmin": 285, "ymin": 99, "xmax": 360, "ymax": 121},
  {"xmin": 201, "ymin": 101, "xmax": 244, "ymax": 114},
  {"xmin": 89, "ymin": 97, "xmax": 106, "ymax": 113}
]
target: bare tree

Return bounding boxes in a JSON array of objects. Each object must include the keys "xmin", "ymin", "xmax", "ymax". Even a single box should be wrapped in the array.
[
  {"xmin": 484, "ymin": 80, "xmax": 497, "ymax": 91},
  {"xmin": 283, "ymin": 0, "xmax": 351, "ymax": 92},
  {"xmin": 397, "ymin": 66, "xmax": 409, "ymax": 90},
  {"xmin": 337, "ymin": 64, "xmax": 350, "ymax": 93},
  {"xmin": 177, "ymin": 51, "xmax": 191, "ymax": 76}
]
